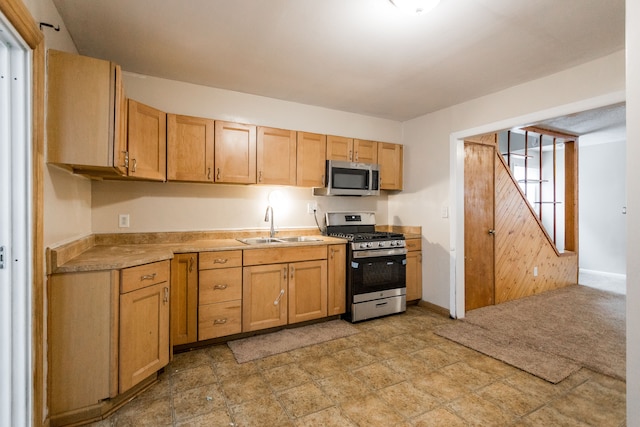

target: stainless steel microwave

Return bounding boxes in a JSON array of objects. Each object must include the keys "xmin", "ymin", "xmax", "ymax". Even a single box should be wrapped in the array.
[{"xmin": 313, "ymin": 160, "xmax": 380, "ymax": 196}]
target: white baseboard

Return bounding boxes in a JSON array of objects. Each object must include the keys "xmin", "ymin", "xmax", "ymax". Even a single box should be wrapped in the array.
[{"xmin": 579, "ymin": 268, "xmax": 626, "ymax": 280}]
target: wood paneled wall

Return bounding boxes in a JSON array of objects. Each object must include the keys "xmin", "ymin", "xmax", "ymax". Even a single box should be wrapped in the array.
[{"xmin": 494, "ymin": 151, "xmax": 577, "ymax": 303}]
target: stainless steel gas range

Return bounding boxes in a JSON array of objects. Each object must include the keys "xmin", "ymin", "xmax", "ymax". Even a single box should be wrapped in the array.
[{"xmin": 326, "ymin": 212, "xmax": 407, "ymax": 322}]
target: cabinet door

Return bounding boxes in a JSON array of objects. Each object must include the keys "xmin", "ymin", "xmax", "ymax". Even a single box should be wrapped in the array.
[
  {"xmin": 296, "ymin": 132, "xmax": 326, "ymax": 187},
  {"xmin": 327, "ymin": 244, "xmax": 347, "ymax": 316},
  {"xmin": 406, "ymin": 249, "xmax": 422, "ymax": 301},
  {"xmin": 47, "ymin": 50, "xmax": 127, "ymax": 176},
  {"xmin": 288, "ymin": 260, "xmax": 328, "ymax": 324},
  {"xmin": 214, "ymin": 120, "xmax": 257, "ymax": 184},
  {"xmin": 128, "ymin": 99, "xmax": 167, "ymax": 181},
  {"xmin": 257, "ymin": 126, "xmax": 297, "ymax": 185},
  {"xmin": 242, "ymin": 264, "xmax": 288, "ymax": 332},
  {"xmin": 378, "ymin": 142, "xmax": 403, "ymax": 190},
  {"xmin": 354, "ymin": 139, "xmax": 378, "ymax": 164},
  {"xmin": 48, "ymin": 271, "xmax": 119, "ymax": 415},
  {"xmin": 119, "ymin": 282, "xmax": 170, "ymax": 393},
  {"xmin": 170, "ymin": 254, "xmax": 198, "ymax": 346},
  {"xmin": 326, "ymin": 135, "xmax": 353, "ymax": 162},
  {"xmin": 167, "ymin": 114, "xmax": 214, "ymax": 182}
]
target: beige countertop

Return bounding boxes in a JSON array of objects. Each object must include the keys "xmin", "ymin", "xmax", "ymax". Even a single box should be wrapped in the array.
[{"xmin": 49, "ymin": 234, "xmax": 347, "ymax": 274}]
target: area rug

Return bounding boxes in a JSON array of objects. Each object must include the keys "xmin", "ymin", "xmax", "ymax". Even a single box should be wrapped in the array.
[
  {"xmin": 228, "ymin": 320, "xmax": 359, "ymax": 363},
  {"xmin": 435, "ymin": 285, "xmax": 625, "ymax": 383}
]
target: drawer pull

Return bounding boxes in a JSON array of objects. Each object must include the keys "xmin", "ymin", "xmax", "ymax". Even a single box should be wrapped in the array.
[
  {"xmin": 141, "ymin": 273, "xmax": 157, "ymax": 281},
  {"xmin": 213, "ymin": 284, "xmax": 228, "ymax": 290},
  {"xmin": 213, "ymin": 318, "xmax": 227, "ymax": 325},
  {"xmin": 273, "ymin": 289, "xmax": 285, "ymax": 306},
  {"xmin": 214, "ymin": 258, "xmax": 228, "ymax": 264}
]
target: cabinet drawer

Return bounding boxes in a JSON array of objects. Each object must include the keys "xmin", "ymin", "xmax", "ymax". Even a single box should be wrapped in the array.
[
  {"xmin": 199, "ymin": 251, "xmax": 243, "ymax": 270},
  {"xmin": 199, "ymin": 267, "xmax": 242, "ymax": 304},
  {"xmin": 405, "ymin": 238, "xmax": 422, "ymax": 252},
  {"xmin": 198, "ymin": 300, "xmax": 242, "ymax": 340},
  {"xmin": 121, "ymin": 260, "xmax": 170, "ymax": 294}
]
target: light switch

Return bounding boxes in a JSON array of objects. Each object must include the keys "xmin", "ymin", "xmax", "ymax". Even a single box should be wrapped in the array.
[{"xmin": 119, "ymin": 214, "xmax": 130, "ymax": 228}]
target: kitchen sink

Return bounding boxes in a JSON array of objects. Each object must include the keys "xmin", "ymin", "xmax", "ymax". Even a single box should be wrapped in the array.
[
  {"xmin": 237, "ymin": 236, "xmax": 322, "ymax": 245},
  {"xmin": 237, "ymin": 237, "xmax": 283, "ymax": 244},
  {"xmin": 277, "ymin": 236, "xmax": 322, "ymax": 242}
]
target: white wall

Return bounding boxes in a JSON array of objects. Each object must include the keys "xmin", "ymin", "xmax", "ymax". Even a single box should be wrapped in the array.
[
  {"xmin": 579, "ymin": 140, "xmax": 626, "ymax": 275},
  {"xmin": 626, "ymin": 0, "xmax": 640, "ymax": 422},
  {"xmin": 91, "ymin": 74, "xmax": 402, "ymax": 234},
  {"xmin": 392, "ymin": 50, "xmax": 625, "ymax": 310}
]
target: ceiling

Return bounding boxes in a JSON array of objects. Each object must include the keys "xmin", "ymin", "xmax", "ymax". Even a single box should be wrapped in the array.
[{"xmin": 52, "ymin": 0, "xmax": 625, "ymax": 122}]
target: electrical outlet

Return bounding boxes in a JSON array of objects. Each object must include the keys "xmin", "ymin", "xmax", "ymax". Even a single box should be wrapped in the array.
[
  {"xmin": 533, "ymin": 266, "xmax": 538, "ymax": 277},
  {"xmin": 119, "ymin": 214, "xmax": 130, "ymax": 228},
  {"xmin": 307, "ymin": 202, "xmax": 318, "ymax": 214},
  {"xmin": 441, "ymin": 206, "xmax": 449, "ymax": 218}
]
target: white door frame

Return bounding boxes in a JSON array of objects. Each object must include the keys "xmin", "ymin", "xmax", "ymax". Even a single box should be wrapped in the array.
[
  {"xmin": 0, "ymin": 12, "xmax": 33, "ymax": 427},
  {"xmin": 448, "ymin": 91, "xmax": 626, "ymax": 320}
]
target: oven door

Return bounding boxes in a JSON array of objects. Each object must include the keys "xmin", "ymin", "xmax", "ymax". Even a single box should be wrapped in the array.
[{"xmin": 349, "ymin": 250, "xmax": 406, "ymax": 296}]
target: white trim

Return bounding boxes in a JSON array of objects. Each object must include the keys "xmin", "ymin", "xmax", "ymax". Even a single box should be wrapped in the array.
[
  {"xmin": 0, "ymin": 11, "xmax": 33, "ymax": 427},
  {"xmin": 579, "ymin": 268, "xmax": 627, "ymax": 281},
  {"xmin": 449, "ymin": 91, "xmax": 626, "ymax": 319}
]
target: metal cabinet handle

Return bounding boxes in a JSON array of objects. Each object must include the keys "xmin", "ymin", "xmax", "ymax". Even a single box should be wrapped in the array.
[
  {"xmin": 216, "ymin": 168, "xmax": 221, "ymax": 180},
  {"xmin": 189, "ymin": 257, "xmax": 194, "ymax": 272},
  {"xmin": 214, "ymin": 258, "xmax": 228, "ymax": 264},
  {"xmin": 488, "ymin": 229, "xmax": 496, "ymax": 235},
  {"xmin": 330, "ymin": 248, "xmax": 334, "ymax": 259},
  {"xmin": 273, "ymin": 289, "xmax": 285, "ymax": 306},
  {"xmin": 355, "ymin": 151, "xmax": 358, "ymax": 162},
  {"xmin": 163, "ymin": 287, "xmax": 169, "ymax": 304},
  {"xmin": 213, "ymin": 318, "xmax": 227, "ymax": 325},
  {"xmin": 132, "ymin": 158, "xmax": 137, "ymax": 172},
  {"xmin": 283, "ymin": 267, "xmax": 287, "ymax": 280},
  {"xmin": 207, "ymin": 167, "xmax": 212, "ymax": 180},
  {"xmin": 290, "ymin": 266, "xmax": 295, "ymax": 279},
  {"xmin": 141, "ymin": 273, "xmax": 157, "ymax": 281},
  {"xmin": 349, "ymin": 150, "xmax": 353, "ymax": 161},
  {"xmin": 213, "ymin": 284, "xmax": 228, "ymax": 290},
  {"xmin": 258, "ymin": 171, "xmax": 263, "ymax": 182},
  {"xmin": 123, "ymin": 151, "xmax": 129, "ymax": 169}
]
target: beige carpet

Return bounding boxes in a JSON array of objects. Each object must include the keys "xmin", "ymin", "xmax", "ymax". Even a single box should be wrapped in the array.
[
  {"xmin": 435, "ymin": 285, "xmax": 625, "ymax": 383},
  {"xmin": 227, "ymin": 320, "xmax": 359, "ymax": 363}
]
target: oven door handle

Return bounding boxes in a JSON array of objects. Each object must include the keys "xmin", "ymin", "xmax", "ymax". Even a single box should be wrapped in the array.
[{"xmin": 351, "ymin": 248, "xmax": 407, "ymax": 259}]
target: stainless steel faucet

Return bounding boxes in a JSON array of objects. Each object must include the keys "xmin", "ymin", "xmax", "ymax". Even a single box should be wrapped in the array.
[{"xmin": 264, "ymin": 205, "xmax": 275, "ymax": 238}]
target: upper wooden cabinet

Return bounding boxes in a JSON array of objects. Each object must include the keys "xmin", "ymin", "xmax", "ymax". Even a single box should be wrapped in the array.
[
  {"xmin": 127, "ymin": 100, "xmax": 167, "ymax": 181},
  {"xmin": 167, "ymin": 114, "xmax": 214, "ymax": 182},
  {"xmin": 354, "ymin": 139, "xmax": 378, "ymax": 164},
  {"xmin": 326, "ymin": 136, "xmax": 378, "ymax": 164},
  {"xmin": 214, "ymin": 121, "xmax": 257, "ymax": 184},
  {"xmin": 257, "ymin": 126, "xmax": 297, "ymax": 185},
  {"xmin": 326, "ymin": 135, "xmax": 353, "ymax": 162},
  {"xmin": 47, "ymin": 49, "xmax": 127, "ymax": 177},
  {"xmin": 378, "ymin": 142, "xmax": 403, "ymax": 190},
  {"xmin": 296, "ymin": 132, "xmax": 326, "ymax": 187}
]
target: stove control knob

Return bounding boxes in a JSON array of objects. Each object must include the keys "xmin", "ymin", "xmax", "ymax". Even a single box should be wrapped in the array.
[{"xmin": 389, "ymin": 241, "xmax": 396, "ymax": 247}]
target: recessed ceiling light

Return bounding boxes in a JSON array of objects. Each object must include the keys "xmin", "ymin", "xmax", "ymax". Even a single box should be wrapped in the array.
[{"xmin": 389, "ymin": 0, "xmax": 441, "ymax": 15}]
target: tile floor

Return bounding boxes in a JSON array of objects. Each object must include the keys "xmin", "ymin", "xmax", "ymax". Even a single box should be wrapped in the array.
[{"xmin": 90, "ymin": 306, "xmax": 626, "ymax": 426}]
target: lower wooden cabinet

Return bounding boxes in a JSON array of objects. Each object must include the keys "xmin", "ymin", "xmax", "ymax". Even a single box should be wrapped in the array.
[
  {"xmin": 48, "ymin": 271, "xmax": 119, "ymax": 417},
  {"xmin": 242, "ymin": 263, "xmax": 289, "ymax": 332},
  {"xmin": 119, "ymin": 261, "xmax": 170, "ymax": 393},
  {"xmin": 171, "ymin": 253, "xmax": 198, "ymax": 346},
  {"xmin": 327, "ymin": 244, "xmax": 346, "ymax": 315},
  {"xmin": 288, "ymin": 260, "xmax": 328, "ymax": 324},
  {"xmin": 405, "ymin": 238, "xmax": 423, "ymax": 301},
  {"xmin": 198, "ymin": 250, "xmax": 243, "ymax": 340}
]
